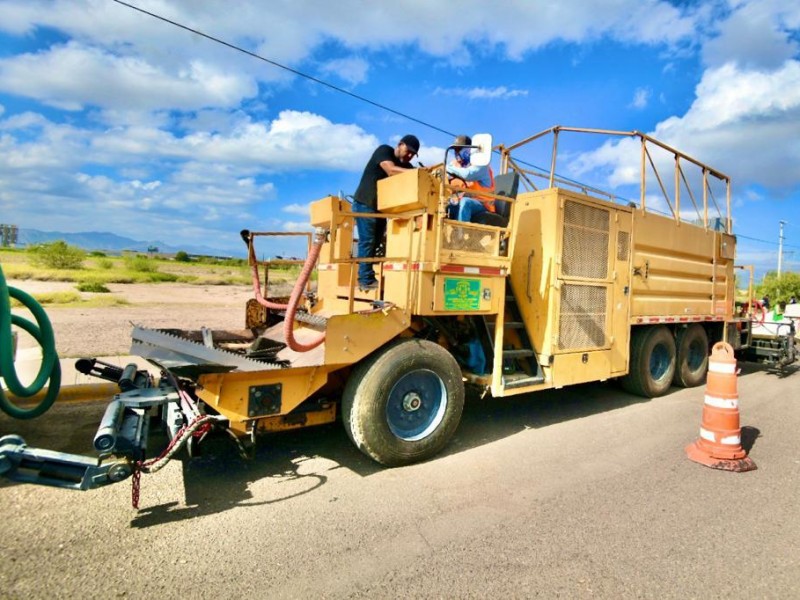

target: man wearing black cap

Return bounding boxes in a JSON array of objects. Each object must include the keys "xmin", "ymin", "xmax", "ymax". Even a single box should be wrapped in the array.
[{"xmin": 351, "ymin": 134, "xmax": 419, "ymax": 290}]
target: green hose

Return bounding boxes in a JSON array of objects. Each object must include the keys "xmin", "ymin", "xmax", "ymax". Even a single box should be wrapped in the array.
[{"xmin": 0, "ymin": 264, "xmax": 60, "ymax": 419}]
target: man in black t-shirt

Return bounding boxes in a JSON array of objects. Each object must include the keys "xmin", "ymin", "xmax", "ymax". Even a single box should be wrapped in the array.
[{"xmin": 351, "ymin": 134, "xmax": 419, "ymax": 290}]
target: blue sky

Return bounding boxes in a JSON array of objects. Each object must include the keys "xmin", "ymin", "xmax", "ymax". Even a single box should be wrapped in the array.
[{"xmin": 0, "ymin": 0, "xmax": 798, "ymax": 278}]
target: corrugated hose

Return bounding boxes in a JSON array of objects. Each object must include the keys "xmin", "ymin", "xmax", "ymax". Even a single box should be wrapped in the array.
[{"xmin": 0, "ymin": 264, "xmax": 60, "ymax": 419}]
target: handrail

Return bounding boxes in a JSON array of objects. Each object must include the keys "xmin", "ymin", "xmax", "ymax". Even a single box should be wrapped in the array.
[{"xmin": 499, "ymin": 126, "xmax": 732, "ymax": 233}]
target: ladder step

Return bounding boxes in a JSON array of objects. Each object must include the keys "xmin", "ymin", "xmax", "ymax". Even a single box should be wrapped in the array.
[
  {"xmin": 503, "ymin": 375, "xmax": 545, "ymax": 389},
  {"xmin": 486, "ymin": 320, "xmax": 524, "ymax": 330},
  {"xmin": 503, "ymin": 348, "xmax": 535, "ymax": 359}
]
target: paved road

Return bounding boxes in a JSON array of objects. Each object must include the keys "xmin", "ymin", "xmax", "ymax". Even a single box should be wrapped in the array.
[{"xmin": 1, "ymin": 363, "xmax": 798, "ymax": 598}]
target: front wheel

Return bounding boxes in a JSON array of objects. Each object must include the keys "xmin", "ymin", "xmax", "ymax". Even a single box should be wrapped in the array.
[
  {"xmin": 620, "ymin": 326, "xmax": 676, "ymax": 398},
  {"xmin": 342, "ymin": 338, "xmax": 465, "ymax": 466}
]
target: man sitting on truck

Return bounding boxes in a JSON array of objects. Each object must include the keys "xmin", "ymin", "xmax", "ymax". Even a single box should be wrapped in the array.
[{"xmin": 446, "ymin": 134, "xmax": 496, "ymax": 223}]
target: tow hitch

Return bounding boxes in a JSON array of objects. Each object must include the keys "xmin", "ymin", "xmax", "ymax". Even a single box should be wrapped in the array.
[{"xmin": 0, "ymin": 358, "xmax": 225, "ymax": 507}]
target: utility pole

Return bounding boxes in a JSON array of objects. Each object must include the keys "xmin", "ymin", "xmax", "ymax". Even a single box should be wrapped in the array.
[{"xmin": 777, "ymin": 220, "xmax": 786, "ymax": 278}]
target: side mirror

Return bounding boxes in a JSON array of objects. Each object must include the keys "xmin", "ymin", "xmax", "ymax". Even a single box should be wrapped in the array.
[{"xmin": 469, "ymin": 133, "xmax": 493, "ymax": 167}]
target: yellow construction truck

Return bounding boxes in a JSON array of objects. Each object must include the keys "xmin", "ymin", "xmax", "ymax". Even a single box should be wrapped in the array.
[{"xmin": 2, "ymin": 126, "xmax": 771, "ymax": 493}]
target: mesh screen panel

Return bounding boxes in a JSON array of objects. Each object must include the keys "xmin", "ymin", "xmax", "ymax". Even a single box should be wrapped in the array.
[
  {"xmin": 617, "ymin": 230, "xmax": 630, "ymax": 262},
  {"xmin": 559, "ymin": 284, "xmax": 607, "ymax": 349},
  {"xmin": 562, "ymin": 201, "xmax": 609, "ymax": 279},
  {"xmin": 442, "ymin": 222, "xmax": 499, "ymax": 255}
]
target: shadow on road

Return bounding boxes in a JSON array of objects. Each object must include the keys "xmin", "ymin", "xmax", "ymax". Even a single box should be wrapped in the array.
[
  {"xmin": 1, "ymin": 366, "xmax": 778, "ymax": 528},
  {"xmin": 130, "ymin": 380, "xmax": 653, "ymax": 527}
]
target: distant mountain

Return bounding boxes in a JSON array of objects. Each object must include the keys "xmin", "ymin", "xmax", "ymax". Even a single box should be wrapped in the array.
[{"xmin": 17, "ymin": 228, "xmax": 245, "ymax": 258}]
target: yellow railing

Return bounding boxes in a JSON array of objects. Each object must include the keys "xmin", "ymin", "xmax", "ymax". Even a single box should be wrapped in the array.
[{"xmin": 498, "ymin": 126, "xmax": 732, "ymax": 233}]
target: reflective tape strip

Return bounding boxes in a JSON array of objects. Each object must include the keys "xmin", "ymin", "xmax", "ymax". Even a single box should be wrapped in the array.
[
  {"xmin": 721, "ymin": 434, "xmax": 741, "ymax": 445},
  {"xmin": 704, "ymin": 394, "xmax": 738, "ymax": 409},
  {"xmin": 708, "ymin": 361, "xmax": 737, "ymax": 374},
  {"xmin": 699, "ymin": 428, "xmax": 716, "ymax": 442},
  {"xmin": 634, "ymin": 315, "xmax": 723, "ymax": 324},
  {"xmin": 441, "ymin": 264, "xmax": 506, "ymax": 276}
]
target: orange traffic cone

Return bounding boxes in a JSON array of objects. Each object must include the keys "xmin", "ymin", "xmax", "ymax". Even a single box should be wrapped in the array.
[{"xmin": 685, "ymin": 341, "xmax": 757, "ymax": 472}]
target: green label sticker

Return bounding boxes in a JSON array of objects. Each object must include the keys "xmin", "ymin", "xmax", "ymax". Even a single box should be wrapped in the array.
[{"xmin": 443, "ymin": 277, "xmax": 481, "ymax": 311}]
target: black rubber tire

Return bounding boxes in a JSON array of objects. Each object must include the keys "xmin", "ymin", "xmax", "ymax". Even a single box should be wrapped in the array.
[
  {"xmin": 673, "ymin": 324, "xmax": 709, "ymax": 388},
  {"xmin": 342, "ymin": 338, "xmax": 465, "ymax": 467},
  {"xmin": 620, "ymin": 326, "xmax": 676, "ymax": 398}
]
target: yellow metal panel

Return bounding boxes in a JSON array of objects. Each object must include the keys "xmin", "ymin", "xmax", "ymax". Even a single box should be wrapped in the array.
[
  {"xmin": 508, "ymin": 189, "xmax": 559, "ymax": 361},
  {"xmin": 552, "ymin": 351, "xmax": 612, "ymax": 387},
  {"xmin": 630, "ymin": 209, "xmax": 734, "ymax": 318},
  {"xmin": 324, "ymin": 307, "xmax": 411, "ymax": 366},
  {"xmin": 610, "ymin": 209, "xmax": 633, "ymax": 374},
  {"xmin": 377, "ymin": 168, "xmax": 438, "ymax": 214},
  {"xmin": 196, "ymin": 366, "xmax": 333, "ymax": 424},
  {"xmin": 310, "ymin": 195, "xmax": 339, "ymax": 227}
]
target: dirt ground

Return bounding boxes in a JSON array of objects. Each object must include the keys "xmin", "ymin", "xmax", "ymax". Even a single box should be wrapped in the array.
[{"xmin": 9, "ymin": 279, "xmax": 287, "ymax": 357}]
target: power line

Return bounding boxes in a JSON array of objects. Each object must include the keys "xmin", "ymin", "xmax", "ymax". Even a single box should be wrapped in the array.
[
  {"xmin": 736, "ymin": 233, "xmax": 800, "ymax": 249},
  {"xmin": 111, "ymin": 0, "xmax": 456, "ymax": 138}
]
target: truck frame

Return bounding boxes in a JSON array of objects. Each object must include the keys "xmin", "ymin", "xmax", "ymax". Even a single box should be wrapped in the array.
[{"xmin": 2, "ymin": 126, "xmax": 781, "ymax": 493}]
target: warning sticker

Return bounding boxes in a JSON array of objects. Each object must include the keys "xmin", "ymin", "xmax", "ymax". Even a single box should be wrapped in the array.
[{"xmin": 443, "ymin": 277, "xmax": 481, "ymax": 311}]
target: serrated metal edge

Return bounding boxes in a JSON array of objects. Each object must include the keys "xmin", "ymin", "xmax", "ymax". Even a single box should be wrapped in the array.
[{"xmin": 131, "ymin": 325, "xmax": 280, "ymax": 372}]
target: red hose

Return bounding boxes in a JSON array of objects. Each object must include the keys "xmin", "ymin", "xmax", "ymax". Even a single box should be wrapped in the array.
[
  {"xmin": 250, "ymin": 262, "xmax": 290, "ymax": 310},
  {"xmin": 283, "ymin": 234, "xmax": 326, "ymax": 352}
]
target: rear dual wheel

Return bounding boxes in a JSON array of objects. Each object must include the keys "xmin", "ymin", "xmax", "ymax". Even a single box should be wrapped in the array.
[
  {"xmin": 621, "ymin": 326, "xmax": 676, "ymax": 398},
  {"xmin": 673, "ymin": 324, "xmax": 709, "ymax": 388},
  {"xmin": 621, "ymin": 324, "xmax": 709, "ymax": 397},
  {"xmin": 342, "ymin": 338, "xmax": 464, "ymax": 466}
]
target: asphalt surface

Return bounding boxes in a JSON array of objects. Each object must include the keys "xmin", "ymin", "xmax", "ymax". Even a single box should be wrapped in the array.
[{"xmin": 1, "ymin": 362, "xmax": 798, "ymax": 598}]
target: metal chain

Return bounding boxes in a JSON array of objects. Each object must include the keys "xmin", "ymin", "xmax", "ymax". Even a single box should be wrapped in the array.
[{"xmin": 130, "ymin": 414, "xmax": 223, "ymax": 509}]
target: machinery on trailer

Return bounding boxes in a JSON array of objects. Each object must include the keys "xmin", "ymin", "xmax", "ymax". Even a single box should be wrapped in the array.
[{"xmin": 2, "ymin": 126, "xmax": 784, "ymax": 495}]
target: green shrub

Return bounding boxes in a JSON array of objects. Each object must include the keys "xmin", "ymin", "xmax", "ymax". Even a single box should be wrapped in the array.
[
  {"xmin": 77, "ymin": 281, "xmax": 111, "ymax": 293},
  {"xmin": 174, "ymin": 251, "xmax": 191, "ymax": 262},
  {"xmin": 125, "ymin": 255, "xmax": 158, "ymax": 273},
  {"xmin": 27, "ymin": 241, "xmax": 85, "ymax": 269},
  {"xmin": 96, "ymin": 258, "xmax": 114, "ymax": 270},
  {"xmin": 88, "ymin": 250, "xmax": 106, "ymax": 257}
]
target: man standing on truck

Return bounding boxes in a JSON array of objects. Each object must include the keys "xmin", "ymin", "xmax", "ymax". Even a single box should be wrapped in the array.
[
  {"xmin": 446, "ymin": 134, "xmax": 495, "ymax": 222},
  {"xmin": 352, "ymin": 134, "xmax": 419, "ymax": 291}
]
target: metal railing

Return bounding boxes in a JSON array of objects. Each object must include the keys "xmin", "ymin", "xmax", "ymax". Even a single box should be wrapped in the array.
[{"xmin": 498, "ymin": 126, "xmax": 732, "ymax": 233}]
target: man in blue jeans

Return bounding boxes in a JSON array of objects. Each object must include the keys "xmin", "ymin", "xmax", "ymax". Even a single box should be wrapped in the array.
[{"xmin": 351, "ymin": 134, "xmax": 419, "ymax": 290}]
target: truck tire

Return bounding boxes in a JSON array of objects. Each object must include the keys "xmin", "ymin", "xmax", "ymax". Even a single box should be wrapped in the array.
[
  {"xmin": 673, "ymin": 324, "xmax": 709, "ymax": 388},
  {"xmin": 342, "ymin": 338, "xmax": 464, "ymax": 467},
  {"xmin": 620, "ymin": 326, "xmax": 676, "ymax": 398}
]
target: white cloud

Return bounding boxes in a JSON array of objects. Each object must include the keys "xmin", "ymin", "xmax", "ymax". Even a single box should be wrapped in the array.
[
  {"xmin": 283, "ymin": 220, "xmax": 314, "ymax": 232},
  {"xmin": 1, "ymin": 0, "xmax": 701, "ymax": 71},
  {"xmin": 702, "ymin": 0, "xmax": 800, "ymax": 69},
  {"xmin": 0, "ymin": 42, "xmax": 256, "ymax": 112},
  {"xmin": 283, "ymin": 203, "xmax": 310, "ymax": 215},
  {"xmin": 0, "ymin": 107, "xmax": 375, "ymax": 250},
  {"xmin": 630, "ymin": 87, "xmax": 651, "ymax": 109},
  {"xmin": 570, "ymin": 60, "xmax": 800, "ymax": 192},
  {"xmin": 320, "ymin": 57, "xmax": 369, "ymax": 86},
  {"xmin": 434, "ymin": 86, "xmax": 528, "ymax": 100}
]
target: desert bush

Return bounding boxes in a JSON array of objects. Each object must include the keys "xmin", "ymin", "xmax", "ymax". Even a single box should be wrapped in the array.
[
  {"xmin": 27, "ymin": 241, "xmax": 85, "ymax": 269},
  {"xmin": 96, "ymin": 258, "xmax": 114, "ymax": 269},
  {"xmin": 125, "ymin": 255, "xmax": 158, "ymax": 273},
  {"xmin": 174, "ymin": 251, "xmax": 191, "ymax": 262},
  {"xmin": 77, "ymin": 281, "xmax": 111, "ymax": 293}
]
